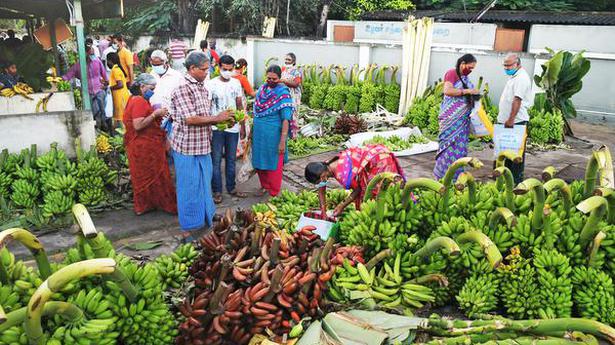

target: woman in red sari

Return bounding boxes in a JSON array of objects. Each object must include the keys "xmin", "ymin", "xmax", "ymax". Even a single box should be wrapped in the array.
[
  {"xmin": 123, "ymin": 73, "xmax": 177, "ymax": 215},
  {"xmin": 305, "ymin": 144, "xmax": 405, "ymax": 215}
]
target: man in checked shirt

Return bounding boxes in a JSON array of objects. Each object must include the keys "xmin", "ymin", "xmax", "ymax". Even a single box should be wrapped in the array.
[{"xmin": 168, "ymin": 52, "xmax": 232, "ymax": 241}]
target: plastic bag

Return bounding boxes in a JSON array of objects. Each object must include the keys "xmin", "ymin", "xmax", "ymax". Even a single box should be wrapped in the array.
[
  {"xmin": 104, "ymin": 88, "xmax": 113, "ymax": 118},
  {"xmin": 493, "ymin": 124, "xmax": 527, "ymax": 158},
  {"xmin": 237, "ymin": 140, "xmax": 255, "ymax": 184},
  {"xmin": 469, "ymin": 102, "xmax": 494, "ymax": 137}
]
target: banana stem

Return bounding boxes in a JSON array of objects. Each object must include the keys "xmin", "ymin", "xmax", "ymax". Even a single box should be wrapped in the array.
[
  {"xmin": 456, "ymin": 231, "xmax": 502, "ymax": 268},
  {"xmin": 496, "ymin": 152, "xmax": 522, "ymax": 169},
  {"xmin": 455, "ymin": 172, "xmax": 476, "ymax": 204},
  {"xmin": 514, "ymin": 179, "xmax": 546, "ymax": 230},
  {"xmin": 0, "ymin": 228, "xmax": 52, "ymax": 280},
  {"xmin": 493, "ymin": 167, "xmax": 515, "ymax": 211},
  {"xmin": 363, "ymin": 172, "xmax": 399, "ymax": 202},
  {"xmin": 425, "ymin": 316, "xmax": 615, "ymax": 344},
  {"xmin": 594, "ymin": 188, "xmax": 615, "ymax": 224},
  {"xmin": 442, "ymin": 158, "xmax": 483, "ymax": 210},
  {"xmin": 408, "ymin": 273, "xmax": 449, "ymax": 287},
  {"xmin": 544, "ymin": 178, "xmax": 572, "ymax": 215},
  {"xmin": 583, "ymin": 150, "xmax": 600, "ymax": 198},
  {"xmin": 489, "ymin": 208, "xmax": 517, "ymax": 230},
  {"xmin": 576, "ymin": 196, "xmax": 609, "ymax": 248},
  {"xmin": 402, "ymin": 178, "xmax": 446, "ymax": 208},
  {"xmin": 0, "ymin": 259, "xmax": 8, "ymax": 285},
  {"xmin": 542, "ymin": 166, "xmax": 557, "ymax": 182},
  {"xmin": 588, "ymin": 231, "xmax": 607, "ymax": 268},
  {"xmin": 0, "ymin": 304, "xmax": 5, "ymax": 324},
  {"xmin": 413, "ymin": 237, "xmax": 461, "ymax": 259},
  {"xmin": 0, "ymin": 301, "xmax": 83, "ymax": 332},
  {"xmin": 365, "ymin": 249, "xmax": 392, "ymax": 270},
  {"xmin": 25, "ymin": 258, "xmax": 117, "ymax": 345}
]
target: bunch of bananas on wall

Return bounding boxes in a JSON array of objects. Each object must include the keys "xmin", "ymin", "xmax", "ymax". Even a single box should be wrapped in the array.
[
  {"xmin": 0, "ymin": 83, "xmax": 34, "ymax": 99},
  {"xmin": 153, "ymin": 243, "xmax": 199, "ymax": 290}
]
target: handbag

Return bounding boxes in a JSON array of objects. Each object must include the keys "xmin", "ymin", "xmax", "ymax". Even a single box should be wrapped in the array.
[{"xmin": 237, "ymin": 139, "xmax": 255, "ymax": 184}]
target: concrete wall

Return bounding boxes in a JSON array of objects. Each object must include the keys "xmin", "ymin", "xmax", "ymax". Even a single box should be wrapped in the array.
[
  {"xmin": 128, "ymin": 35, "xmax": 247, "ymax": 60},
  {"xmin": 0, "ymin": 92, "xmax": 75, "ymax": 116},
  {"xmin": 0, "ymin": 111, "xmax": 96, "ymax": 157},
  {"xmin": 528, "ymin": 25, "xmax": 615, "ymax": 55}
]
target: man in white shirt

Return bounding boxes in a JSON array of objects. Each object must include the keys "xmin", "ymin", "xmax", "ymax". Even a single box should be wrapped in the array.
[
  {"xmin": 149, "ymin": 50, "xmax": 183, "ymax": 109},
  {"xmin": 498, "ymin": 53, "xmax": 534, "ymax": 184},
  {"xmin": 208, "ymin": 55, "xmax": 246, "ymax": 203}
]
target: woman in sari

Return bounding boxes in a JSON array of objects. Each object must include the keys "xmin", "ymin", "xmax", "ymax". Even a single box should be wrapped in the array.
[
  {"xmin": 252, "ymin": 65, "xmax": 295, "ymax": 197},
  {"xmin": 281, "ymin": 53, "xmax": 302, "ymax": 137},
  {"xmin": 304, "ymin": 144, "xmax": 405, "ymax": 216},
  {"xmin": 433, "ymin": 54, "xmax": 480, "ymax": 180},
  {"xmin": 123, "ymin": 73, "xmax": 177, "ymax": 215}
]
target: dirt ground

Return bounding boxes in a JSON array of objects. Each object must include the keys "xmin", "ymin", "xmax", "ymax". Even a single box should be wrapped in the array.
[{"xmin": 9, "ymin": 120, "xmax": 614, "ymax": 261}]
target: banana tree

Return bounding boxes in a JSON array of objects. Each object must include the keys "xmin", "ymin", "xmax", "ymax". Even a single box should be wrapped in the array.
[{"xmin": 534, "ymin": 49, "xmax": 590, "ymax": 136}]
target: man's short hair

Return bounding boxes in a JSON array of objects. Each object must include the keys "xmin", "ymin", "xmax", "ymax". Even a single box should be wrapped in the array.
[
  {"xmin": 185, "ymin": 51, "xmax": 209, "ymax": 70},
  {"xmin": 150, "ymin": 50, "xmax": 168, "ymax": 62},
  {"xmin": 219, "ymin": 55, "xmax": 235, "ymax": 66}
]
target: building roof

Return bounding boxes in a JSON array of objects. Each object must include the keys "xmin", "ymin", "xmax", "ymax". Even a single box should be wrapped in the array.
[
  {"xmin": 0, "ymin": 0, "xmax": 145, "ymax": 20},
  {"xmin": 362, "ymin": 10, "xmax": 615, "ymax": 26}
]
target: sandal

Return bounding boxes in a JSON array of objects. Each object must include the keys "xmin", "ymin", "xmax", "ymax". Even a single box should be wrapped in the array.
[
  {"xmin": 229, "ymin": 190, "xmax": 247, "ymax": 198},
  {"xmin": 213, "ymin": 193, "xmax": 223, "ymax": 204},
  {"xmin": 255, "ymin": 188, "xmax": 269, "ymax": 197}
]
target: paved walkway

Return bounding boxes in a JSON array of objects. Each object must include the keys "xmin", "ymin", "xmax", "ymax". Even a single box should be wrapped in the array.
[{"xmin": 8, "ymin": 120, "xmax": 614, "ymax": 260}]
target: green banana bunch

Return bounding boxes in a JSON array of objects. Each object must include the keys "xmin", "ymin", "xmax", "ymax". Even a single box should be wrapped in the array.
[
  {"xmin": 533, "ymin": 249, "xmax": 573, "ymax": 319},
  {"xmin": 45, "ymin": 174, "xmax": 78, "ymax": 194},
  {"xmin": 470, "ymin": 211, "xmax": 516, "ymax": 253},
  {"xmin": 0, "ymin": 284, "xmax": 22, "ymax": 314},
  {"xmin": 153, "ymin": 243, "xmax": 199, "ymax": 290},
  {"xmin": 0, "ymin": 325, "xmax": 28, "ymax": 345},
  {"xmin": 571, "ymin": 266, "xmax": 615, "ymax": 324},
  {"xmin": 78, "ymin": 187, "xmax": 106, "ymax": 207},
  {"xmin": 511, "ymin": 214, "xmax": 544, "ymax": 255},
  {"xmin": 556, "ymin": 212, "xmax": 585, "ymax": 267},
  {"xmin": 11, "ymin": 179, "xmax": 39, "ymax": 208},
  {"xmin": 456, "ymin": 260, "xmax": 500, "ymax": 318},
  {"xmin": 14, "ymin": 166, "xmax": 38, "ymax": 182},
  {"xmin": 0, "ymin": 248, "xmax": 43, "ymax": 310},
  {"xmin": 0, "ymin": 171, "xmax": 13, "ymax": 196},
  {"xmin": 42, "ymin": 190, "xmax": 73, "ymax": 218},
  {"xmin": 497, "ymin": 249, "xmax": 542, "ymax": 320}
]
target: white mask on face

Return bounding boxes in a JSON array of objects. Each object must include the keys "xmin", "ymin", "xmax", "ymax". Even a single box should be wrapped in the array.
[{"xmin": 220, "ymin": 70, "xmax": 233, "ymax": 79}]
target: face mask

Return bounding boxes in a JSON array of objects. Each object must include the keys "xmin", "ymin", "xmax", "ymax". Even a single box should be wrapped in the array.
[
  {"xmin": 505, "ymin": 68, "xmax": 518, "ymax": 76},
  {"xmin": 89, "ymin": 54, "xmax": 97, "ymax": 60},
  {"xmin": 152, "ymin": 65, "xmax": 166, "ymax": 75},
  {"xmin": 316, "ymin": 180, "xmax": 328, "ymax": 189},
  {"xmin": 220, "ymin": 70, "xmax": 233, "ymax": 79},
  {"xmin": 285, "ymin": 64, "xmax": 293, "ymax": 69},
  {"xmin": 112, "ymin": 44, "xmax": 119, "ymax": 50},
  {"xmin": 143, "ymin": 89, "xmax": 154, "ymax": 101},
  {"xmin": 461, "ymin": 67, "xmax": 472, "ymax": 75},
  {"xmin": 267, "ymin": 81, "xmax": 278, "ymax": 88}
]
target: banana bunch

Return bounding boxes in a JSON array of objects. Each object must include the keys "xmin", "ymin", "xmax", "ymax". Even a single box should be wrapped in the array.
[
  {"xmin": 45, "ymin": 173, "xmax": 78, "ymax": 194},
  {"xmin": 96, "ymin": 134, "xmax": 112, "ymax": 154},
  {"xmin": 570, "ymin": 266, "xmax": 615, "ymax": 324},
  {"xmin": 10, "ymin": 179, "xmax": 39, "ymax": 208},
  {"xmin": 78, "ymin": 187, "xmax": 106, "ymax": 207},
  {"xmin": 497, "ymin": 248, "xmax": 542, "ymax": 320},
  {"xmin": 0, "ymin": 248, "xmax": 42, "ymax": 307},
  {"xmin": 46, "ymin": 76, "xmax": 63, "ymax": 83},
  {"xmin": 556, "ymin": 212, "xmax": 585, "ymax": 266},
  {"xmin": 0, "ymin": 171, "xmax": 13, "ymax": 195},
  {"xmin": 42, "ymin": 190, "xmax": 74, "ymax": 218},
  {"xmin": 14, "ymin": 166, "xmax": 38, "ymax": 181},
  {"xmin": 0, "ymin": 326, "xmax": 27, "ymax": 345},
  {"xmin": 254, "ymin": 207, "xmax": 278, "ymax": 229},
  {"xmin": 0, "ymin": 283, "xmax": 22, "ymax": 313},
  {"xmin": 533, "ymin": 249, "xmax": 573, "ymax": 319},
  {"xmin": 511, "ymin": 214, "xmax": 544, "ymax": 255},
  {"xmin": 470, "ymin": 211, "xmax": 516, "ymax": 253},
  {"xmin": 12, "ymin": 83, "xmax": 34, "ymax": 100},
  {"xmin": 328, "ymin": 254, "xmax": 435, "ymax": 311},
  {"xmin": 0, "ymin": 87, "xmax": 16, "ymax": 97},
  {"xmin": 47, "ymin": 287, "xmax": 118, "ymax": 345},
  {"xmin": 415, "ymin": 190, "xmax": 454, "ymax": 236},
  {"xmin": 154, "ymin": 243, "xmax": 199, "ymax": 290},
  {"xmin": 456, "ymin": 260, "xmax": 500, "ymax": 318},
  {"xmin": 35, "ymin": 93, "xmax": 54, "ymax": 113},
  {"xmin": 36, "ymin": 148, "xmax": 68, "ymax": 172}
]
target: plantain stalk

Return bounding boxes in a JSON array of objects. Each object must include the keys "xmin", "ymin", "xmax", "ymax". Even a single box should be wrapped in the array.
[
  {"xmin": 413, "ymin": 237, "xmax": 461, "ymax": 259},
  {"xmin": 584, "ymin": 146, "xmax": 614, "ymax": 198},
  {"xmin": 542, "ymin": 166, "xmax": 557, "ymax": 182},
  {"xmin": 456, "ymin": 231, "xmax": 502, "ymax": 268},
  {"xmin": 365, "ymin": 249, "xmax": 392, "ymax": 270},
  {"xmin": 514, "ymin": 178, "xmax": 546, "ymax": 230},
  {"xmin": 0, "ymin": 304, "xmax": 5, "ymax": 324},
  {"xmin": 0, "ymin": 228, "xmax": 52, "ymax": 280},
  {"xmin": 363, "ymin": 172, "xmax": 399, "ymax": 202},
  {"xmin": 455, "ymin": 172, "xmax": 476, "ymax": 204},
  {"xmin": 0, "ymin": 301, "xmax": 83, "ymax": 332},
  {"xmin": 408, "ymin": 273, "xmax": 448, "ymax": 287},
  {"xmin": 425, "ymin": 316, "xmax": 615, "ymax": 344},
  {"xmin": 594, "ymin": 188, "xmax": 615, "ymax": 224},
  {"xmin": 496, "ymin": 152, "xmax": 522, "ymax": 169},
  {"xmin": 588, "ymin": 231, "xmax": 607, "ymax": 268},
  {"xmin": 544, "ymin": 178, "xmax": 573, "ymax": 215},
  {"xmin": 489, "ymin": 207, "xmax": 517, "ymax": 230},
  {"xmin": 25, "ymin": 258, "xmax": 117, "ymax": 345},
  {"xmin": 493, "ymin": 167, "xmax": 515, "ymax": 211},
  {"xmin": 442, "ymin": 158, "xmax": 483, "ymax": 210},
  {"xmin": 401, "ymin": 178, "xmax": 446, "ymax": 208},
  {"xmin": 576, "ymin": 196, "xmax": 609, "ymax": 247}
]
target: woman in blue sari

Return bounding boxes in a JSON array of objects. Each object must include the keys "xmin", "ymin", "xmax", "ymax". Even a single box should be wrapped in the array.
[
  {"xmin": 252, "ymin": 65, "xmax": 295, "ymax": 196},
  {"xmin": 433, "ymin": 54, "xmax": 480, "ymax": 180}
]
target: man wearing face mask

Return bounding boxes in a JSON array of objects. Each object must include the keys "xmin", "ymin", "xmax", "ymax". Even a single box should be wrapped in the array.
[
  {"xmin": 111, "ymin": 34, "xmax": 134, "ymax": 85},
  {"xmin": 149, "ymin": 49, "xmax": 183, "ymax": 110},
  {"xmin": 206, "ymin": 55, "xmax": 247, "ymax": 203},
  {"xmin": 497, "ymin": 53, "xmax": 534, "ymax": 184},
  {"xmin": 63, "ymin": 45, "xmax": 109, "ymax": 130}
]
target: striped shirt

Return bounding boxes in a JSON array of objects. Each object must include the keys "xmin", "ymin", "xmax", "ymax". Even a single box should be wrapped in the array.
[
  {"xmin": 168, "ymin": 40, "xmax": 187, "ymax": 60},
  {"xmin": 169, "ymin": 75, "xmax": 213, "ymax": 155}
]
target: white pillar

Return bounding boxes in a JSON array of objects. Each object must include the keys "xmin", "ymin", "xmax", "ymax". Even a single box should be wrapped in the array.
[
  {"xmin": 246, "ymin": 38, "xmax": 256, "ymax": 86},
  {"xmin": 358, "ymin": 44, "xmax": 371, "ymax": 71}
]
